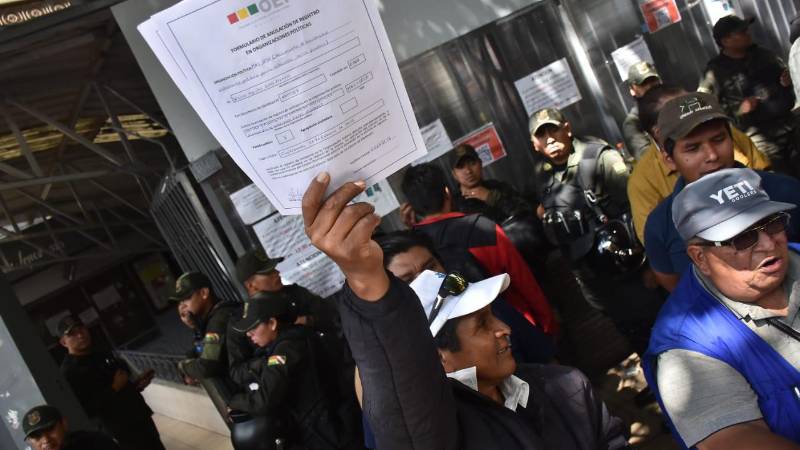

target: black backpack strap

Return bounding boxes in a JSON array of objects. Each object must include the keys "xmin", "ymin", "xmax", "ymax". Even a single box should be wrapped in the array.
[{"xmin": 575, "ymin": 141, "xmax": 612, "ymax": 223}]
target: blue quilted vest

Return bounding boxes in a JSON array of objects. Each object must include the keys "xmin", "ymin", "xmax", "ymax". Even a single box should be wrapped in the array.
[{"xmin": 643, "ymin": 243, "xmax": 800, "ymax": 449}]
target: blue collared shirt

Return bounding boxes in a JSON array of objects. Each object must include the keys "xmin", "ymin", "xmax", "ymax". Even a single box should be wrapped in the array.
[{"xmin": 644, "ymin": 169, "xmax": 800, "ymax": 275}]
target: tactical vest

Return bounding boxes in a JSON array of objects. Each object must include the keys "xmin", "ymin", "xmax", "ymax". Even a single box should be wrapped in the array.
[
  {"xmin": 643, "ymin": 243, "xmax": 800, "ymax": 449},
  {"xmin": 535, "ymin": 139, "xmax": 615, "ymax": 261}
]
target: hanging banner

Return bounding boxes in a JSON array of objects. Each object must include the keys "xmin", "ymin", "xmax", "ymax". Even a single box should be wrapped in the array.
[
  {"xmin": 453, "ymin": 123, "xmax": 507, "ymax": 167},
  {"xmin": 415, "ymin": 119, "xmax": 454, "ymax": 164},
  {"xmin": 610, "ymin": 36, "xmax": 656, "ymax": 82},
  {"xmin": 514, "ymin": 58, "xmax": 582, "ymax": 116},
  {"xmin": 702, "ymin": 0, "xmax": 735, "ymax": 25},
  {"xmin": 639, "ymin": 0, "xmax": 681, "ymax": 33}
]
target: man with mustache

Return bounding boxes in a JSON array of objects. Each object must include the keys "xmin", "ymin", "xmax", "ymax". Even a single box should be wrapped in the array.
[
  {"xmin": 529, "ymin": 107, "xmax": 663, "ymax": 355},
  {"xmin": 643, "ymin": 168, "xmax": 800, "ymax": 449},
  {"xmin": 642, "ymin": 92, "xmax": 800, "ymax": 291}
]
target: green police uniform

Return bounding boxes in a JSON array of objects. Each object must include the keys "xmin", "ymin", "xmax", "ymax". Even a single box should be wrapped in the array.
[
  {"xmin": 172, "ymin": 271, "xmax": 240, "ymax": 381},
  {"xmin": 180, "ymin": 299, "xmax": 240, "ymax": 380}
]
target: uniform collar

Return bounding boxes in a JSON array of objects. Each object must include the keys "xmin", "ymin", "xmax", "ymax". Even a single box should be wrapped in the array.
[
  {"xmin": 693, "ymin": 252, "xmax": 800, "ymax": 322},
  {"xmin": 446, "ymin": 366, "xmax": 530, "ymax": 411}
]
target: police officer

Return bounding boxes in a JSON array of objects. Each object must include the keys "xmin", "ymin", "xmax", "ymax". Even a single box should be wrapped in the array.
[
  {"xmin": 58, "ymin": 316, "xmax": 164, "ymax": 450},
  {"xmin": 228, "ymin": 291, "xmax": 360, "ymax": 450},
  {"xmin": 622, "ymin": 61, "xmax": 662, "ymax": 160},
  {"xmin": 529, "ymin": 107, "xmax": 663, "ymax": 354},
  {"xmin": 22, "ymin": 405, "xmax": 121, "ymax": 450},
  {"xmin": 172, "ymin": 271, "xmax": 240, "ymax": 382}
]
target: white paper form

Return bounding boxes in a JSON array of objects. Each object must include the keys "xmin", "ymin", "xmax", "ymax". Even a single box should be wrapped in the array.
[
  {"xmin": 352, "ymin": 179, "xmax": 399, "ymax": 217},
  {"xmin": 144, "ymin": 0, "xmax": 426, "ymax": 214}
]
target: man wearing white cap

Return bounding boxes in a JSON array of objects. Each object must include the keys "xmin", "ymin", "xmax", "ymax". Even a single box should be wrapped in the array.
[
  {"xmin": 643, "ymin": 168, "xmax": 800, "ymax": 449},
  {"xmin": 301, "ymin": 174, "xmax": 629, "ymax": 450}
]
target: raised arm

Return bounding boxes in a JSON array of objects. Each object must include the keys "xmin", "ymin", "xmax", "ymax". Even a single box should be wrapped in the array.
[{"xmin": 302, "ymin": 173, "xmax": 458, "ymax": 450}]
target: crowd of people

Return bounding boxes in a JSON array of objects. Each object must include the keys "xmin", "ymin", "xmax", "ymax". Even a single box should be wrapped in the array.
[{"xmin": 23, "ymin": 14, "xmax": 800, "ymax": 450}]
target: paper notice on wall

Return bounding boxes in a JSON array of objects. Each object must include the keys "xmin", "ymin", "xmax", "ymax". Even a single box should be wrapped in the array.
[
  {"xmin": 78, "ymin": 308, "xmax": 100, "ymax": 326},
  {"xmin": 414, "ymin": 119, "xmax": 454, "ymax": 164},
  {"xmin": 702, "ymin": 0, "xmax": 735, "ymax": 25},
  {"xmin": 611, "ymin": 37, "xmax": 655, "ymax": 82},
  {"xmin": 92, "ymin": 285, "xmax": 121, "ymax": 311},
  {"xmin": 639, "ymin": 0, "xmax": 681, "ymax": 33},
  {"xmin": 230, "ymin": 183, "xmax": 275, "ymax": 225},
  {"xmin": 514, "ymin": 58, "xmax": 582, "ymax": 116},
  {"xmin": 353, "ymin": 179, "xmax": 399, "ymax": 216},
  {"xmin": 252, "ymin": 214, "xmax": 343, "ymax": 297},
  {"xmin": 138, "ymin": 0, "xmax": 426, "ymax": 215},
  {"xmin": 453, "ymin": 123, "xmax": 507, "ymax": 167}
]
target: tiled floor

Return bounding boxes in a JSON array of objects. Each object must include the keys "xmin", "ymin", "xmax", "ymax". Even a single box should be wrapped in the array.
[{"xmin": 154, "ymin": 414, "xmax": 233, "ymax": 450}]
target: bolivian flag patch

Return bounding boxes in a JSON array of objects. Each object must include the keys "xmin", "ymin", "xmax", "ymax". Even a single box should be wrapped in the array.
[{"xmin": 268, "ymin": 355, "xmax": 286, "ymax": 366}]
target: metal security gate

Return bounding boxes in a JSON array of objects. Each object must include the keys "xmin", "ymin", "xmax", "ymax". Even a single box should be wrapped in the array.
[{"xmin": 150, "ymin": 170, "xmax": 242, "ymax": 302}]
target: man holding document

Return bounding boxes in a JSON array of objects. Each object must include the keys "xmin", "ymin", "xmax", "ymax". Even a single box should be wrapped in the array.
[{"xmin": 139, "ymin": 0, "xmax": 425, "ymax": 214}]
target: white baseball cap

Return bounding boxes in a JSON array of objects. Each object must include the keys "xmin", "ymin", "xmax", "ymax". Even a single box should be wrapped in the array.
[{"xmin": 410, "ymin": 270, "xmax": 510, "ymax": 336}]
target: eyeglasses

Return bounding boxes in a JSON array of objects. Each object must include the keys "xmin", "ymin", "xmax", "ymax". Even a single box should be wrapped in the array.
[
  {"xmin": 427, "ymin": 272, "xmax": 468, "ymax": 325},
  {"xmin": 695, "ymin": 212, "xmax": 790, "ymax": 251}
]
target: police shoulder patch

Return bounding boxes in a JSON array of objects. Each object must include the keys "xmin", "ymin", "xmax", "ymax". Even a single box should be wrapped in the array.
[
  {"xmin": 204, "ymin": 332, "xmax": 220, "ymax": 343},
  {"xmin": 267, "ymin": 355, "xmax": 286, "ymax": 366}
]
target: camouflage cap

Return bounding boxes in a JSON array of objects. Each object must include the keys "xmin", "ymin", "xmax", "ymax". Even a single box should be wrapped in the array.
[
  {"xmin": 528, "ymin": 107, "xmax": 566, "ymax": 135},
  {"xmin": 656, "ymin": 92, "xmax": 730, "ymax": 146},
  {"xmin": 22, "ymin": 405, "xmax": 61, "ymax": 439},
  {"xmin": 170, "ymin": 271, "xmax": 211, "ymax": 302},
  {"xmin": 235, "ymin": 249, "xmax": 285, "ymax": 284},
  {"xmin": 627, "ymin": 61, "xmax": 660, "ymax": 86}
]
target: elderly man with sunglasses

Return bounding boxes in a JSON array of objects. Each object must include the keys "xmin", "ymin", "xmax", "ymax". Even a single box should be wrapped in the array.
[
  {"xmin": 301, "ymin": 174, "xmax": 629, "ymax": 450},
  {"xmin": 643, "ymin": 168, "xmax": 800, "ymax": 450}
]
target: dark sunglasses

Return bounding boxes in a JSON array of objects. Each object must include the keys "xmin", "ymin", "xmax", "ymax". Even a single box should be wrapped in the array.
[
  {"xmin": 427, "ymin": 272, "xmax": 469, "ymax": 325},
  {"xmin": 695, "ymin": 212, "xmax": 790, "ymax": 251}
]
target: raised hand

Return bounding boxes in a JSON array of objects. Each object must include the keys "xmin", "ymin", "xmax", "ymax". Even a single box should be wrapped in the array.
[{"xmin": 302, "ymin": 172, "xmax": 389, "ymax": 301}]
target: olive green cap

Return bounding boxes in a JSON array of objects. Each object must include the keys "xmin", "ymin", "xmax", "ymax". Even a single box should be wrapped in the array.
[{"xmin": 528, "ymin": 107, "xmax": 566, "ymax": 135}]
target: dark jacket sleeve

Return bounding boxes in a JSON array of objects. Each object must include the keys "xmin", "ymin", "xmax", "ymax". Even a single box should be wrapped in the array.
[
  {"xmin": 182, "ymin": 310, "xmax": 230, "ymax": 380},
  {"xmin": 337, "ymin": 275, "xmax": 459, "ymax": 450},
  {"xmin": 228, "ymin": 340, "xmax": 300, "ymax": 415},
  {"xmin": 227, "ymin": 322, "xmax": 257, "ymax": 387},
  {"xmin": 484, "ymin": 180, "xmax": 532, "ymax": 222},
  {"xmin": 533, "ymin": 364, "xmax": 630, "ymax": 450},
  {"xmin": 61, "ymin": 365, "xmax": 117, "ymax": 418}
]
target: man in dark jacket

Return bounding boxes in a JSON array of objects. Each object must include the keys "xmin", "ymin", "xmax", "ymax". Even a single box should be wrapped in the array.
[
  {"xmin": 22, "ymin": 405, "xmax": 121, "ymax": 450},
  {"xmin": 172, "ymin": 271, "xmax": 240, "ymax": 382},
  {"xmin": 300, "ymin": 173, "xmax": 630, "ymax": 450},
  {"xmin": 228, "ymin": 291, "xmax": 360, "ymax": 450},
  {"xmin": 698, "ymin": 15, "xmax": 796, "ymax": 174},
  {"xmin": 450, "ymin": 144, "xmax": 531, "ymax": 224},
  {"xmin": 402, "ymin": 163, "xmax": 557, "ymax": 336},
  {"xmin": 58, "ymin": 317, "xmax": 164, "ymax": 450}
]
